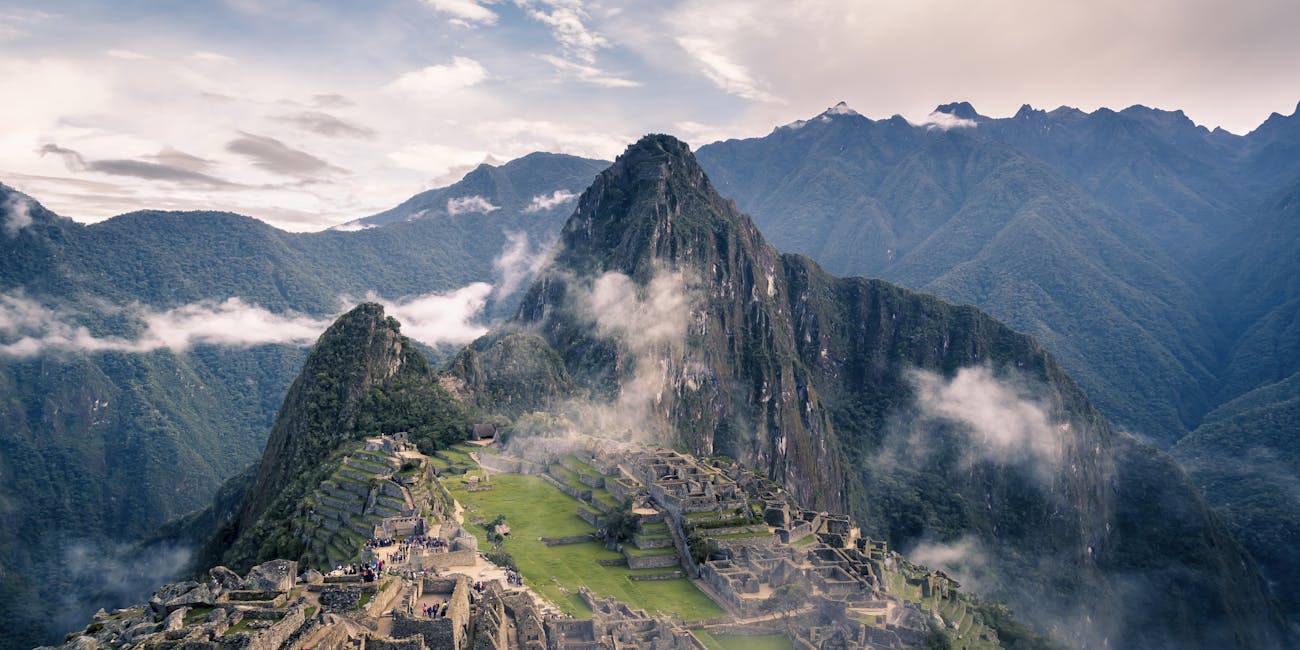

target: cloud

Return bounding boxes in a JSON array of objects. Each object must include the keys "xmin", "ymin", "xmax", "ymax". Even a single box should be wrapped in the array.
[
  {"xmin": 538, "ymin": 54, "xmax": 639, "ymax": 88},
  {"xmin": 675, "ymin": 35, "xmax": 778, "ymax": 102},
  {"xmin": 446, "ymin": 194, "xmax": 499, "ymax": 215},
  {"xmin": 520, "ymin": 0, "xmax": 609, "ymax": 65},
  {"xmin": 147, "ymin": 147, "xmax": 215, "ymax": 172},
  {"xmin": 0, "ymin": 284, "xmax": 497, "ymax": 357},
  {"xmin": 916, "ymin": 111, "xmax": 978, "ymax": 130},
  {"xmin": 387, "ymin": 143, "xmax": 496, "ymax": 186},
  {"xmin": 370, "ymin": 283, "xmax": 493, "ymax": 347},
  {"xmin": 3, "ymin": 194, "xmax": 33, "ymax": 236},
  {"xmin": 106, "ymin": 49, "xmax": 150, "ymax": 60},
  {"xmin": 191, "ymin": 50, "xmax": 235, "ymax": 63},
  {"xmin": 492, "ymin": 231, "xmax": 551, "ymax": 296},
  {"xmin": 39, "ymin": 143, "xmax": 237, "ymax": 187},
  {"xmin": 906, "ymin": 536, "xmax": 993, "ymax": 593},
  {"xmin": 547, "ymin": 268, "xmax": 700, "ymax": 443},
  {"xmin": 0, "ymin": 294, "xmax": 333, "ymax": 357},
  {"xmin": 0, "ymin": 8, "xmax": 54, "ymax": 41},
  {"xmin": 273, "ymin": 110, "xmax": 377, "ymax": 139},
  {"xmin": 909, "ymin": 367, "xmax": 1064, "ymax": 473},
  {"xmin": 52, "ymin": 540, "xmax": 192, "ymax": 642},
  {"xmin": 421, "ymin": 0, "xmax": 498, "ymax": 27},
  {"xmin": 585, "ymin": 270, "xmax": 692, "ymax": 354},
  {"xmin": 311, "ymin": 93, "xmax": 354, "ymax": 108},
  {"xmin": 225, "ymin": 131, "xmax": 345, "ymax": 177},
  {"xmin": 523, "ymin": 189, "xmax": 576, "ymax": 213},
  {"xmin": 382, "ymin": 57, "xmax": 488, "ymax": 99}
]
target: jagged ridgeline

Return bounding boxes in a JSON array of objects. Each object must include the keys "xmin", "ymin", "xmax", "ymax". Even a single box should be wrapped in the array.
[
  {"xmin": 193, "ymin": 303, "xmax": 474, "ymax": 571},
  {"xmin": 450, "ymin": 135, "xmax": 1287, "ymax": 648}
]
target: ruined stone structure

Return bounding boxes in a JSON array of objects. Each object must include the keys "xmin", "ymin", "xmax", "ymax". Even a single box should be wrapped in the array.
[{"xmin": 53, "ymin": 437, "xmax": 1003, "ymax": 650}]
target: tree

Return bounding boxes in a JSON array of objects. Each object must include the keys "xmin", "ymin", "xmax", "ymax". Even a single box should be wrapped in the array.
[
  {"xmin": 761, "ymin": 583, "xmax": 808, "ymax": 618},
  {"xmin": 603, "ymin": 502, "xmax": 638, "ymax": 543}
]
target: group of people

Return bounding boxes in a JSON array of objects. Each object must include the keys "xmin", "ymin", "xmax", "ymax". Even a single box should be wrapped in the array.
[
  {"xmin": 333, "ymin": 560, "xmax": 384, "ymax": 582},
  {"xmin": 504, "ymin": 569, "xmax": 523, "ymax": 586},
  {"xmin": 420, "ymin": 601, "xmax": 450, "ymax": 618},
  {"xmin": 381, "ymin": 534, "xmax": 449, "ymax": 565}
]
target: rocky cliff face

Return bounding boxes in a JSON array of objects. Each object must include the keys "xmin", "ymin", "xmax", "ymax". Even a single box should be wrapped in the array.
[
  {"xmin": 462, "ymin": 134, "xmax": 1288, "ymax": 648},
  {"xmin": 510, "ymin": 135, "xmax": 845, "ymax": 512}
]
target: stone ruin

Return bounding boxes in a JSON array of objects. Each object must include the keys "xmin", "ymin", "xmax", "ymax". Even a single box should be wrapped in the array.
[{"xmin": 545, "ymin": 589, "xmax": 697, "ymax": 650}]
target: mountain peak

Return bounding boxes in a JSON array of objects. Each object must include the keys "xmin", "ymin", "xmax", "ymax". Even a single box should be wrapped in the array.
[
  {"xmin": 550, "ymin": 133, "xmax": 748, "ymax": 278},
  {"xmin": 1014, "ymin": 103, "xmax": 1043, "ymax": 120},
  {"xmin": 824, "ymin": 100, "xmax": 860, "ymax": 116},
  {"xmin": 934, "ymin": 101, "xmax": 981, "ymax": 120},
  {"xmin": 229, "ymin": 302, "xmax": 425, "ymax": 540}
]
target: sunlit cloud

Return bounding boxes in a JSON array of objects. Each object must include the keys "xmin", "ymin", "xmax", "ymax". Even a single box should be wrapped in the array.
[{"xmin": 382, "ymin": 57, "xmax": 488, "ymax": 100}]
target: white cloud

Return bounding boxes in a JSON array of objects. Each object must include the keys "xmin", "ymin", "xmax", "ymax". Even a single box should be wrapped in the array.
[
  {"xmin": 520, "ymin": 0, "xmax": 608, "ymax": 64},
  {"xmin": 523, "ymin": 189, "xmax": 576, "ymax": 213},
  {"xmin": 0, "ymin": 285, "xmax": 495, "ymax": 357},
  {"xmin": 386, "ymin": 143, "xmax": 495, "ymax": 185},
  {"xmin": 549, "ymin": 268, "xmax": 701, "ymax": 443},
  {"xmin": 422, "ymin": 0, "xmax": 498, "ymax": 27},
  {"xmin": 586, "ymin": 270, "xmax": 692, "ymax": 355},
  {"xmin": 0, "ymin": 294, "xmax": 332, "ymax": 357},
  {"xmin": 3, "ymin": 195, "xmax": 33, "ymax": 236},
  {"xmin": 675, "ymin": 35, "xmax": 778, "ymax": 103},
  {"xmin": 492, "ymin": 231, "xmax": 550, "ymax": 296},
  {"xmin": 383, "ymin": 57, "xmax": 488, "ymax": 99},
  {"xmin": 909, "ymin": 367, "xmax": 1064, "ymax": 471},
  {"xmin": 372, "ymin": 283, "xmax": 493, "ymax": 347},
  {"xmin": 916, "ymin": 111, "xmax": 977, "ymax": 130},
  {"xmin": 470, "ymin": 118, "xmax": 630, "ymax": 160},
  {"xmin": 538, "ymin": 54, "xmax": 639, "ymax": 88},
  {"xmin": 446, "ymin": 194, "xmax": 499, "ymax": 215},
  {"xmin": 906, "ymin": 536, "xmax": 993, "ymax": 593},
  {"xmin": 190, "ymin": 50, "xmax": 235, "ymax": 63},
  {"xmin": 106, "ymin": 49, "xmax": 150, "ymax": 60},
  {"xmin": 329, "ymin": 220, "xmax": 375, "ymax": 232},
  {"xmin": 0, "ymin": 8, "xmax": 55, "ymax": 41}
]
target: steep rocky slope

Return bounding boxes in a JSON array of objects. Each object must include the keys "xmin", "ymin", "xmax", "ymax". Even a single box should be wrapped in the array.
[
  {"xmin": 458, "ymin": 134, "xmax": 1287, "ymax": 648},
  {"xmin": 195, "ymin": 303, "xmax": 473, "ymax": 571}
]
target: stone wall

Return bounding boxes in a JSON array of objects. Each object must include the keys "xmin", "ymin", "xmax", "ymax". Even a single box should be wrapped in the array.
[
  {"xmin": 390, "ymin": 615, "xmax": 454, "ymax": 650},
  {"xmin": 541, "ymin": 535, "xmax": 596, "ymax": 546},
  {"xmin": 713, "ymin": 535, "xmax": 779, "ymax": 553},
  {"xmin": 363, "ymin": 578, "xmax": 404, "ymax": 617},
  {"xmin": 411, "ymin": 549, "xmax": 476, "ymax": 570},
  {"xmin": 220, "ymin": 604, "xmax": 306, "ymax": 650},
  {"xmin": 362, "ymin": 636, "xmax": 425, "ymax": 650},
  {"xmin": 319, "ymin": 586, "xmax": 362, "ymax": 611},
  {"xmin": 389, "ymin": 577, "xmax": 469, "ymax": 648},
  {"xmin": 285, "ymin": 617, "xmax": 353, "ymax": 650},
  {"xmin": 542, "ymin": 473, "xmax": 592, "ymax": 502},
  {"xmin": 626, "ymin": 553, "xmax": 681, "ymax": 570}
]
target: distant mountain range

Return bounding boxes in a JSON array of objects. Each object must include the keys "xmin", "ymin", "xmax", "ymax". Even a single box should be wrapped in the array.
[{"xmin": 0, "ymin": 100, "xmax": 1296, "ymax": 647}]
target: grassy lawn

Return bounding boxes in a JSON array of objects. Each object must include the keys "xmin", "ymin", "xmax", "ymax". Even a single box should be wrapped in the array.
[
  {"xmin": 693, "ymin": 630, "xmax": 792, "ymax": 650},
  {"xmin": 452, "ymin": 474, "xmax": 723, "ymax": 621}
]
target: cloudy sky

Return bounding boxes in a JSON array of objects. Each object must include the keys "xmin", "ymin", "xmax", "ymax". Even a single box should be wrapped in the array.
[{"xmin": 2, "ymin": 0, "xmax": 1297, "ymax": 231}]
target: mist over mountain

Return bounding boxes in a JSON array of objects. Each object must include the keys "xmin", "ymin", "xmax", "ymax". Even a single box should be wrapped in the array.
[
  {"xmin": 690, "ymin": 102, "xmax": 1300, "ymax": 629},
  {"xmin": 0, "ymin": 152, "xmax": 600, "ymax": 649},
  {"xmin": 452, "ymin": 134, "xmax": 1287, "ymax": 648},
  {"xmin": 1, "ymin": 99, "xmax": 1297, "ymax": 648}
]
